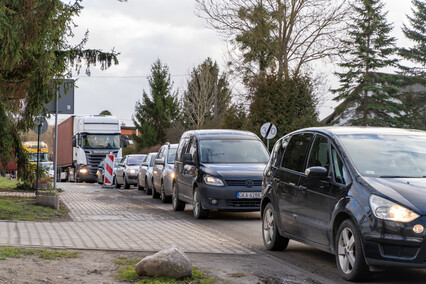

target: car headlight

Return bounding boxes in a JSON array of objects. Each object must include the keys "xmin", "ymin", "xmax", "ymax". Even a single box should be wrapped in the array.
[
  {"xmin": 127, "ymin": 169, "xmax": 136, "ymax": 174},
  {"xmin": 204, "ymin": 175, "xmax": 224, "ymax": 186},
  {"xmin": 79, "ymin": 168, "xmax": 88, "ymax": 174},
  {"xmin": 369, "ymin": 195, "xmax": 419, "ymax": 223},
  {"xmin": 167, "ymin": 172, "xmax": 175, "ymax": 179}
]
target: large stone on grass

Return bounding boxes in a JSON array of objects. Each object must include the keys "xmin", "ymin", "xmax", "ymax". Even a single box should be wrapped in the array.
[{"xmin": 135, "ymin": 247, "xmax": 192, "ymax": 279}]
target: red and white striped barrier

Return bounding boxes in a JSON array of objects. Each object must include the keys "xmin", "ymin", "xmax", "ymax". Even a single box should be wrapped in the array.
[{"xmin": 104, "ymin": 154, "xmax": 115, "ymax": 186}]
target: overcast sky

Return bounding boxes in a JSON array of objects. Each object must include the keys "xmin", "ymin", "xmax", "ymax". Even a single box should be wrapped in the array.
[{"xmin": 60, "ymin": 0, "xmax": 414, "ymax": 126}]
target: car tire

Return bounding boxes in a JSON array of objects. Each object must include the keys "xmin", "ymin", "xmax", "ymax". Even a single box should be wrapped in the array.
[
  {"xmin": 115, "ymin": 176, "xmax": 121, "ymax": 189},
  {"xmin": 160, "ymin": 183, "xmax": 171, "ymax": 203},
  {"xmin": 262, "ymin": 203, "xmax": 289, "ymax": 251},
  {"xmin": 193, "ymin": 188, "xmax": 209, "ymax": 219},
  {"xmin": 145, "ymin": 177, "xmax": 152, "ymax": 195},
  {"xmin": 335, "ymin": 219, "xmax": 370, "ymax": 282},
  {"xmin": 137, "ymin": 177, "xmax": 144, "ymax": 191},
  {"xmin": 152, "ymin": 184, "xmax": 160, "ymax": 199},
  {"xmin": 123, "ymin": 175, "xmax": 130, "ymax": 189},
  {"xmin": 172, "ymin": 183, "xmax": 185, "ymax": 211}
]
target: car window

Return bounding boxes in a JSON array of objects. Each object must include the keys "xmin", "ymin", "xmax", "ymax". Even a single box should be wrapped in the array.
[
  {"xmin": 149, "ymin": 154, "xmax": 156, "ymax": 167},
  {"xmin": 176, "ymin": 138, "xmax": 189, "ymax": 162},
  {"xmin": 128, "ymin": 155, "xmax": 145, "ymax": 165},
  {"xmin": 331, "ymin": 145, "xmax": 348, "ymax": 184},
  {"xmin": 307, "ymin": 135, "xmax": 330, "ymax": 172},
  {"xmin": 281, "ymin": 133, "xmax": 313, "ymax": 172},
  {"xmin": 168, "ymin": 148, "xmax": 177, "ymax": 164},
  {"xmin": 157, "ymin": 147, "xmax": 165, "ymax": 159},
  {"xmin": 199, "ymin": 139, "xmax": 269, "ymax": 163},
  {"xmin": 188, "ymin": 139, "xmax": 198, "ymax": 164}
]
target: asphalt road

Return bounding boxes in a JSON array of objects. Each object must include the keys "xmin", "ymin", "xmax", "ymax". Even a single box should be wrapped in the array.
[{"xmin": 104, "ymin": 184, "xmax": 426, "ymax": 284}]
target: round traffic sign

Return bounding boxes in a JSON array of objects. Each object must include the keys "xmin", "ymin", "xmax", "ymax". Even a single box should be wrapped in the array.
[
  {"xmin": 260, "ymin": 122, "xmax": 277, "ymax": 140},
  {"xmin": 33, "ymin": 119, "xmax": 48, "ymax": 134}
]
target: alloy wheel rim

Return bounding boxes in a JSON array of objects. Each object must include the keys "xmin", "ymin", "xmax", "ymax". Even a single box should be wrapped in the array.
[
  {"xmin": 263, "ymin": 208, "xmax": 274, "ymax": 244},
  {"xmin": 338, "ymin": 227, "xmax": 356, "ymax": 274}
]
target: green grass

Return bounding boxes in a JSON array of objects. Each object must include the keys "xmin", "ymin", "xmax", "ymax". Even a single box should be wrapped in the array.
[
  {"xmin": 0, "ymin": 197, "xmax": 67, "ymax": 221},
  {"xmin": 0, "ymin": 247, "xmax": 79, "ymax": 260},
  {"xmin": 0, "ymin": 176, "xmax": 19, "ymax": 191},
  {"xmin": 114, "ymin": 257, "xmax": 215, "ymax": 284}
]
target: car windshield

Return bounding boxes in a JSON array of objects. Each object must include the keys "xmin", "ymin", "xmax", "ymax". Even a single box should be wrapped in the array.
[
  {"xmin": 199, "ymin": 139, "xmax": 269, "ymax": 164},
  {"xmin": 168, "ymin": 148, "xmax": 177, "ymax": 164},
  {"xmin": 128, "ymin": 155, "xmax": 145, "ymax": 165},
  {"xmin": 82, "ymin": 134, "xmax": 120, "ymax": 149},
  {"xmin": 338, "ymin": 133, "xmax": 426, "ymax": 178}
]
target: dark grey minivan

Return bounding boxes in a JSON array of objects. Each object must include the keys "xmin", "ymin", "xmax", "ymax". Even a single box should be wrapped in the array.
[
  {"xmin": 173, "ymin": 129, "xmax": 269, "ymax": 219},
  {"xmin": 262, "ymin": 127, "xmax": 426, "ymax": 281}
]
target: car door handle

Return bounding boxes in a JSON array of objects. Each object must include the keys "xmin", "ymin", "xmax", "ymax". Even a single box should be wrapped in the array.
[
  {"xmin": 299, "ymin": 185, "xmax": 307, "ymax": 193},
  {"xmin": 274, "ymin": 178, "xmax": 280, "ymax": 183}
]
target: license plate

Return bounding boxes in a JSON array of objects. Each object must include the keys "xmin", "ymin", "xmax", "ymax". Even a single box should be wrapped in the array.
[{"xmin": 237, "ymin": 192, "xmax": 261, "ymax": 199}]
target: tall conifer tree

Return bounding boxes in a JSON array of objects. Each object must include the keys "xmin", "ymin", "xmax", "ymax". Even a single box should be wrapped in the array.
[
  {"xmin": 333, "ymin": 0, "xmax": 401, "ymax": 126},
  {"xmin": 133, "ymin": 60, "xmax": 179, "ymax": 149}
]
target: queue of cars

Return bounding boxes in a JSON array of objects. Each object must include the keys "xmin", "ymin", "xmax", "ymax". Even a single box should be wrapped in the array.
[{"xmin": 95, "ymin": 127, "xmax": 426, "ymax": 281}]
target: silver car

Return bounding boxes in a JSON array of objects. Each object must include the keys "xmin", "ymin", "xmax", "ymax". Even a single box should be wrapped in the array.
[
  {"xmin": 152, "ymin": 143, "xmax": 178, "ymax": 203},
  {"xmin": 115, "ymin": 154, "xmax": 146, "ymax": 189},
  {"xmin": 137, "ymin": 152, "xmax": 157, "ymax": 194}
]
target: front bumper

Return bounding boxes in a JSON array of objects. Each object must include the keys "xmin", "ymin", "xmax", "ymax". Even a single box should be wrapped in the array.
[
  {"xmin": 198, "ymin": 183, "xmax": 261, "ymax": 211},
  {"xmin": 361, "ymin": 215, "xmax": 426, "ymax": 268},
  {"xmin": 126, "ymin": 173, "xmax": 138, "ymax": 185}
]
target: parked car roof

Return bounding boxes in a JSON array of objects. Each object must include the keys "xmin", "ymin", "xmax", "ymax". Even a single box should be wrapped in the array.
[
  {"xmin": 181, "ymin": 129, "xmax": 260, "ymax": 140},
  {"xmin": 290, "ymin": 126, "xmax": 426, "ymax": 137}
]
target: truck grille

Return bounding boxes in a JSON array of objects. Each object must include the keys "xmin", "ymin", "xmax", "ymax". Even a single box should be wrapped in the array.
[
  {"xmin": 225, "ymin": 199, "xmax": 261, "ymax": 208},
  {"xmin": 86, "ymin": 154, "xmax": 109, "ymax": 175},
  {"xmin": 225, "ymin": 179, "xmax": 262, "ymax": 187}
]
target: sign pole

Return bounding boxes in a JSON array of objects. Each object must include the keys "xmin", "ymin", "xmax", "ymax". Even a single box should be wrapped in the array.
[
  {"xmin": 53, "ymin": 91, "xmax": 58, "ymax": 189},
  {"xmin": 35, "ymin": 114, "xmax": 42, "ymax": 196}
]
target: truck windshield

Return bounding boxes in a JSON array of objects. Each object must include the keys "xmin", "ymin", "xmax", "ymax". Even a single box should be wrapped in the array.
[
  {"xmin": 27, "ymin": 153, "xmax": 49, "ymax": 162},
  {"xmin": 82, "ymin": 134, "xmax": 120, "ymax": 149}
]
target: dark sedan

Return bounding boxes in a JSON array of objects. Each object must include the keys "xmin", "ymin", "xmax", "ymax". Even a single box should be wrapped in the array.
[{"xmin": 261, "ymin": 127, "xmax": 426, "ymax": 281}]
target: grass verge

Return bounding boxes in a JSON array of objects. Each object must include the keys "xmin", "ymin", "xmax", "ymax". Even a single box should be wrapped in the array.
[
  {"xmin": 0, "ymin": 247, "xmax": 79, "ymax": 260},
  {"xmin": 0, "ymin": 196, "xmax": 68, "ymax": 221},
  {"xmin": 114, "ymin": 257, "xmax": 215, "ymax": 284},
  {"xmin": 0, "ymin": 177, "xmax": 19, "ymax": 191}
]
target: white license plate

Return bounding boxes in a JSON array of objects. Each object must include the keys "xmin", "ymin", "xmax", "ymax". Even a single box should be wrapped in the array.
[{"xmin": 237, "ymin": 192, "xmax": 261, "ymax": 199}]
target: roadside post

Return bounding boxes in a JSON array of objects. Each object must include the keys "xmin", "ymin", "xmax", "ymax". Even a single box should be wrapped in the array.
[
  {"xmin": 103, "ymin": 154, "xmax": 115, "ymax": 188},
  {"xmin": 34, "ymin": 115, "xmax": 48, "ymax": 196},
  {"xmin": 260, "ymin": 122, "xmax": 277, "ymax": 151}
]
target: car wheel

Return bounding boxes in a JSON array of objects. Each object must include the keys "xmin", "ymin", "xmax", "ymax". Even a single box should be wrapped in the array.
[
  {"xmin": 172, "ymin": 183, "xmax": 185, "ymax": 211},
  {"xmin": 335, "ymin": 219, "xmax": 370, "ymax": 282},
  {"xmin": 123, "ymin": 175, "xmax": 130, "ymax": 189},
  {"xmin": 193, "ymin": 188, "xmax": 209, "ymax": 219},
  {"xmin": 137, "ymin": 177, "xmax": 144, "ymax": 191},
  {"xmin": 115, "ymin": 176, "xmax": 121, "ymax": 189},
  {"xmin": 262, "ymin": 203, "xmax": 289, "ymax": 251},
  {"xmin": 152, "ymin": 184, "xmax": 160, "ymax": 199},
  {"xmin": 160, "ymin": 183, "xmax": 171, "ymax": 203},
  {"xmin": 145, "ymin": 177, "xmax": 152, "ymax": 195}
]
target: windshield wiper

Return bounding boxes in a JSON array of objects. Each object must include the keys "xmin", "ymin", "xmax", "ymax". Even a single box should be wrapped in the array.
[{"xmin": 379, "ymin": 175, "xmax": 421, "ymax": 178}]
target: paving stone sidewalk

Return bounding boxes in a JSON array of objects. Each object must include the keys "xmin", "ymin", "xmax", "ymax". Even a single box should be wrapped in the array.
[{"xmin": 0, "ymin": 183, "xmax": 254, "ymax": 254}]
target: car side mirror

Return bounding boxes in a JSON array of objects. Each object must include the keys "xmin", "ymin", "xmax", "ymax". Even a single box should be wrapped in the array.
[
  {"xmin": 119, "ymin": 163, "xmax": 124, "ymax": 167},
  {"xmin": 141, "ymin": 162, "xmax": 149, "ymax": 167},
  {"xmin": 305, "ymin": 166, "xmax": 328, "ymax": 180},
  {"xmin": 155, "ymin": 158, "xmax": 165, "ymax": 165},
  {"xmin": 183, "ymin": 153, "xmax": 194, "ymax": 165}
]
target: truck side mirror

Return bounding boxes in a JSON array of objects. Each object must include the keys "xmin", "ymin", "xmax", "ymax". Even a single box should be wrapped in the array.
[{"xmin": 72, "ymin": 137, "xmax": 76, "ymax": 147}]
